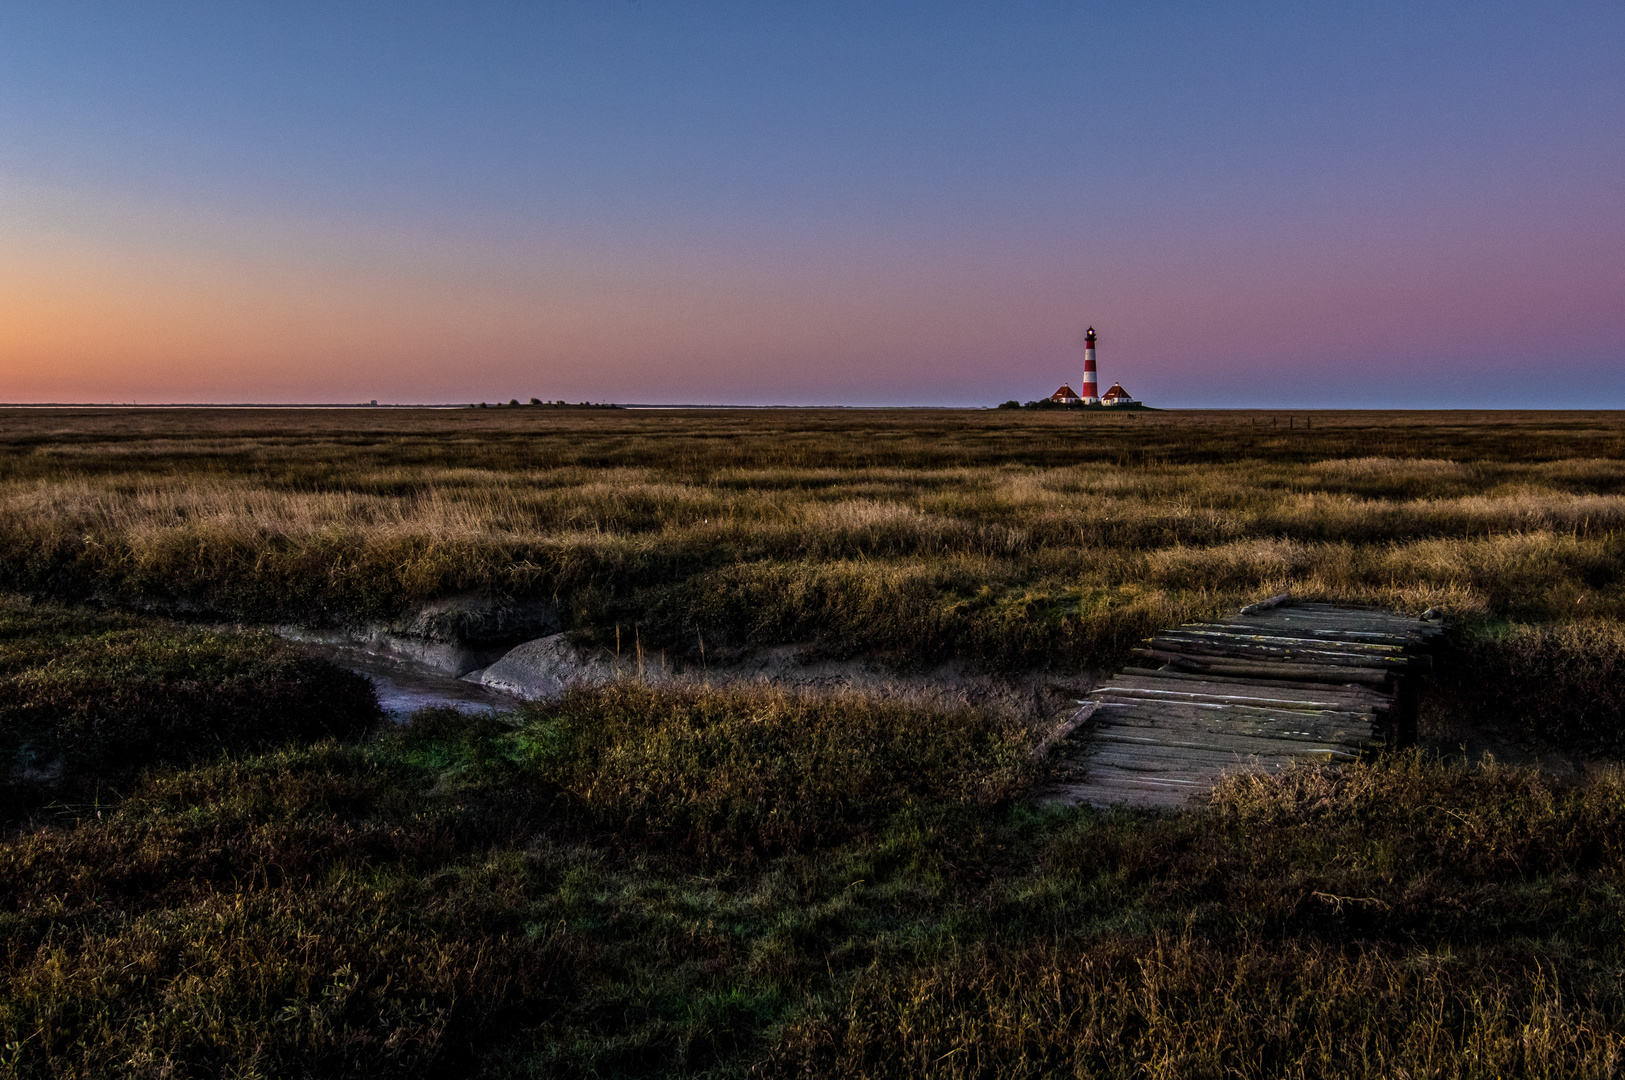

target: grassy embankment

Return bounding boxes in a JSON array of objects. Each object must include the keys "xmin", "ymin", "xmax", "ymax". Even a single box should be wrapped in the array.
[
  {"xmin": 0, "ymin": 599, "xmax": 378, "ymax": 815},
  {"xmin": 3, "ymin": 408, "xmax": 1625, "ymax": 1075}
]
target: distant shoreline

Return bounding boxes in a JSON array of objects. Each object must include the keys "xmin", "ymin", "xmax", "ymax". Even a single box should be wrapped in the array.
[{"xmin": 0, "ymin": 403, "xmax": 1620, "ymax": 413}]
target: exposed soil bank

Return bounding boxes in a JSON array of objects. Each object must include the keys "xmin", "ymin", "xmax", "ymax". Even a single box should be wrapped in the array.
[
  {"xmin": 275, "ymin": 594, "xmax": 559, "ymax": 678},
  {"xmin": 281, "ymin": 605, "xmax": 1094, "ymax": 729},
  {"xmin": 473, "ymin": 633, "xmax": 1093, "ymax": 727}
]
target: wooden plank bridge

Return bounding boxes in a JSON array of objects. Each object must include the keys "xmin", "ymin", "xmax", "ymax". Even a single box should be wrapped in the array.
[{"xmin": 1045, "ymin": 596, "xmax": 1445, "ymax": 809}]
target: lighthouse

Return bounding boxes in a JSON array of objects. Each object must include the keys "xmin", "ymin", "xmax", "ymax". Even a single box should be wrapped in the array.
[{"xmin": 1080, "ymin": 326, "xmax": 1101, "ymax": 404}]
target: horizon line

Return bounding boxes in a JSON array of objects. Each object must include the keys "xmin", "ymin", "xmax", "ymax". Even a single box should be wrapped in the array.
[{"xmin": 3, "ymin": 403, "xmax": 1624, "ymax": 414}]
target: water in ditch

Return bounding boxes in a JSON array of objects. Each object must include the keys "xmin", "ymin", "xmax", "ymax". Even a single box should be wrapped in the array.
[{"xmin": 306, "ymin": 644, "xmax": 518, "ymax": 719}]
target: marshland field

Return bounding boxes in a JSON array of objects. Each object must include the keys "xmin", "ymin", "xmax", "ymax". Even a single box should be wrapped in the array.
[{"xmin": 5, "ymin": 406, "xmax": 1625, "ymax": 1077}]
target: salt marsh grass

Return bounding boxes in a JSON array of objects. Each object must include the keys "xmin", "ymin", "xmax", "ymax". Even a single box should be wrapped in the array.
[
  {"xmin": 2, "ymin": 407, "xmax": 1625, "ymax": 1076},
  {"xmin": 1, "ymin": 408, "xmax": 1622, "ymax": 671},
  {"xmin": 7, "ymin": 720, "xmax": 1625, "ymax": 1078}
]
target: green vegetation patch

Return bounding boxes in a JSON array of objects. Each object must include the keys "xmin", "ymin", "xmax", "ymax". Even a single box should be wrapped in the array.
[
  {"xmin": 391, "ymin": 684, "xmax": 1032, "ymax": 855},
  {"xmin": 0, "ymin": 599, "xmax": 379, "ymax": 809}
]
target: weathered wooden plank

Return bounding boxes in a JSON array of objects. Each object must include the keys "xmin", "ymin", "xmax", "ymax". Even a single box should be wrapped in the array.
[
  {"xmin": 1254, "ymin": 613, "xmax": 1423, "ymax": 633},
  {"xmin": 1084, "ymin": 786, "xmax": 1205, "ymax": 801},
  {"xmin": 1053, "ymin": 789, "xmax": 1193, "ymax": 808},
  {"xmin": 1094, "ymin": 731, "xmax": 1363, "ymax": 760},
  {"xmin": 1250, "ymin": 607, "xmax": 1429, "ymax": 623},
  {"xmin": 1092, "ymin": 695, "xmax": 1371, "ymax": 721},
  {"xmin": 1262, "ymin": 611, "xmax": 1439, "ymax": 635},
  {"xmin": 1092, "ymin": 700, "xmax": 1378, "ymax": 728},
  {"xmin": 1132, "ymin": 649, "xmax": 1396, "ymax": 682},
  {"xmin": 1071, "ymin": 771, "xmax": 1210, "ymax": 790},
  {"xmin": 1292, "ymin": 602, "xmax": 1425, "ymax": 616},
  {"xmin": 1086, "ymin": 715, "xmax": 1373, "ymax": 743},
  {"xmin": 1146, "ymin": 649, "xmax": 1415, "ymax": 677},
  {"xmin": 1080, "ymin": 767, "xmax": 1251, "ymax": 789},
  {"xmin": 1093, "ymin": 720, "xmax": 1374, "ymax": 751},
  {"xmin": 1074, "ymin": 786, "xmax": 1206, "ymax": 807},
  {"xmin": 1148, "ymin": 630, "xmax": 1414, "ymax": 656},
  {"xmin": 1097, "ymin": 674, "xmax": 1381, "ymax": 699},
  {"xmin": 1131, "ymin": 649, "xmax": 1395, "ymax": 686},
  {"xmin": 1092, "ymin": 712, "xmax": 1379, "ymax": 750},
  {"xmin": 1092, "ymin": 704, "xmax": 1371, "ymax": 727},
  {"xmin": 1145, "ymin": 636, "xmax": 1415, "ymax": 669},
  {"xmin": 1112, "ymin": 668, "xmax": 1396, "ymax": 701},
  {"xmin": 1092, "ymin": 719, "xmax": 1378, "ymax": 750},
  {"xmin": 1067, "ymin": 774, "xmax": 1209, "ymax": 795},
  {"xmin": 1077, "ymin": 770, "xmax": 1208, "ymax": 788},
  {"xmin": 1092, "ymin": 703, "xmax": 1379, "ymax": 739},
  {"xmin": 1092, "ymin": 688, "xmax": 1381, "ymax": 720},
  {"xmin": 1084, "ymin": 748, "xmax": 1304, "ymax": 774},
  {"xmin": 1293, "ymin": 603, "xmax": 1431, "ymax": 620},
  {"xmin": 1078, "ymin": 767, "xmax": 1218, "ymax": 788},
  {"xmin": 1244, "ymin": 629, "xmax": 1436, "ymax": 650},
  {"xmin": 1075, "ymin": 782, "xmax": 1234, "ymax": 807},
  {"xmin": 1147, "ymin": 639, "xmax": 1413, "ymax": 667},
  {"xmin": 1092, "ymin": 691, "xmax": 1371, "ymax": 714},
  {"xmin": 1161, "ymin": 628, "xmax": 1414, "ymax": 654},
  {"xmin": 1093, "ymin": 702, "xmax": 1374, "ymax": 729},
  {"xmin": 1054, "ymin": 780, "xmax": 1201, "ymax": 809},
  {"xmin": 1208, "ymin": 614, "xmax": 1421, "ymax": 633},
  {"xmin": 1251, "ymin": 608, "xmax": 1432, "ymax": 628},
  {"xmin": 1083, "ymin": 741, "xmax": 1282, "ymax": 766},
  {"xmin": 1200, "ymin": 613, "xmax": 1430, "ymax": 633},
  {"xmin": 1098, "ymin": 673, "xmax": 1390, "ymax": 707},
  {"xmin": 1085, "ymin": 739, "xmax": 1308, "ymax": 765},
  {"xmin": 1181, "ymin": 622, "xmax": 1425, "ymax": 647},
  {"xmin": 1186, "ymin": 632, "xmax": 1438, "ymax": 674}
]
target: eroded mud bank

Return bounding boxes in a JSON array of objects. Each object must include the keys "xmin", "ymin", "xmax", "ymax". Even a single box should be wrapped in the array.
[{"xmin": 281, "ymin": 594, "xmax": 1093, "ymax": 727}]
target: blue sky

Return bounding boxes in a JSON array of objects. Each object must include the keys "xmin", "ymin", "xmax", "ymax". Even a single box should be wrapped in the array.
[{"xmin": 1, "ymin": 2, "xmax": 1621, "ymax": 405}]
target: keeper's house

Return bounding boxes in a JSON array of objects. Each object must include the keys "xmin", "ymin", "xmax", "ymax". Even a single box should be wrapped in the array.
[
  {"xmin": 1101, "ymin": 383, "xmax": 1139, "ymax": 406},
  {"xmin": 1048, "ymin": 385, "xmax": 1082, "ymax": 405}
]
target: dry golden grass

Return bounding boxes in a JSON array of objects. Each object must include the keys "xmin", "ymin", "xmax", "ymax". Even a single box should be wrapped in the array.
[
  {"xmin": 0, "ymin": 408, "xmax": 1621, "ymax": 672},
  {"xmin": 8, "ymin": 716, "xmax": 1625, "ymax": 1078},
  {"xmin": 0, "ymin": 402, "xmax": 1622, "ymax": 1076}
]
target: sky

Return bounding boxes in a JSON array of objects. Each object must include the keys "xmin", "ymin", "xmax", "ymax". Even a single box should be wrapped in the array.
[{"xmin": 0, "ymin": 1, "xmax": 1621, "ymax": 407}]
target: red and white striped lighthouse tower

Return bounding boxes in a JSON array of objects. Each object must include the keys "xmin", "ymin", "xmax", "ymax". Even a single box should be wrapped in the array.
[{"xmin": 1080, "ymin": 326, "xmax": 1101, "ymax": 404}]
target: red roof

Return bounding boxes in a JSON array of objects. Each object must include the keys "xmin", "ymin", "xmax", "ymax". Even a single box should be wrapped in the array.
[
  {"xmin": 1050, "ymin": 385, "xmax": 1080, "ymax": 400},
  {"xmin": 1102, "ymin": 383, "xmax": 1133, "ymax": 400}
]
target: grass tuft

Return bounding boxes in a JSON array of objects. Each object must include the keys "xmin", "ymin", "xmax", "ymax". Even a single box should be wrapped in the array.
[
  {"xmin": 0, "ymin": 599, "xmax": 379, "ymax": 814},
  {"xmin": 391, "ymin": 683, "xmax": 1033, "ymax": 856}
]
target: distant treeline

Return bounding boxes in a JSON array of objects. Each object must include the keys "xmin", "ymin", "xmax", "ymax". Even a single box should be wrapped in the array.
[{"xmin": 473, "ymin": 399, "xmax": 623, "ymax": 409}]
